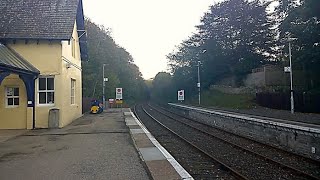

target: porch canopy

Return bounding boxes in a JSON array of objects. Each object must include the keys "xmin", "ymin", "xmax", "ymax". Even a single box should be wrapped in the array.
[{"xmin": 0, "ymin": 43, "xmax": 39, "ymax": 107}]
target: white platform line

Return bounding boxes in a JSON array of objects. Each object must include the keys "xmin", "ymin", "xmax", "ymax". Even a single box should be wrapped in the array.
[{"xmin": 130, "ymin": 111, "xmax": 193, "ymax": 180}]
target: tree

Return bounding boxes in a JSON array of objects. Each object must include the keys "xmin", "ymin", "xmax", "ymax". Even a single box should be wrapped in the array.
[
  {"xmin": 83, "ymin": 19, "xmax": 147, "ymax": 104},
  {"xmin": 276, "ymin": 0, "xmax": 320, "ymax": 90},
  {"xmin": 150, "ymin": 72, "xmax": 175, "ymax": 103},
  {"xmin": 168, "ymin": 0, "xmax": 275, "ymax": 93}
]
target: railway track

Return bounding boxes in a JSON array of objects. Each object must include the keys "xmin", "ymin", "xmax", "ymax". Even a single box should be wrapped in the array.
[
  {"xmin": 135, "ymin": 103, "xmax": 320, "ymax": 180},
  {"xmin": 152, "ymin": 103, "xmax": 320, "ymax": 178},
  {"xmin": 133, "ymin": 104, "xmax": 246, "ymax": 180}
]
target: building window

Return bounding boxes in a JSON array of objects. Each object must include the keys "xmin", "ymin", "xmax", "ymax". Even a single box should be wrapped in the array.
[
  {"xmin": 5, "ymin": 87, "xmax": 19, "ymax": 107},
  {"xmin": 38, "ymin": 77, "xmax": 54, "ymax": 105},
  {"xmin": 71, "ymin": 79, "xmax": 76, "ymax": 104},
  {"xmin": 71, "ymin": 38, "xmax": 75, "ymax": 58}
]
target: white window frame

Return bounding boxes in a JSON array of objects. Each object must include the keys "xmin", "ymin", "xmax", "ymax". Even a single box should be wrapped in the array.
[
  {"xmin": 5, "ymin": 87, "xmax": 19, "ymax": 108},
  {"xmin": 71, "ymin": 79, "xmax": 76, "ymax": 104},
  {"xmin": 37, "ymin": 76, "xmax": 55, "ymax": 106}
]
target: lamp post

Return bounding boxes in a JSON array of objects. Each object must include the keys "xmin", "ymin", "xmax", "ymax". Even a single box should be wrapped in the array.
[
  {"xmin": 288, "ymin": 40, "xmax": 294, "ymax": 114},
  {"xmin": 283, "ymin": 34, "xmax": 296, "ymax": 114},
  {"xmin": 102, "ymin": 64, "xmax": 106, "ymax": 105},
  {"xmin": 197, "ymin": 49, "xmax": 206, "ymax": 106},
  {"xmin": 102, "ymin": 64, "xmax": 108, "ymax": 106},
  {"xmin": 197, "ymin": 60, "xmax": 201, "ymax": 105}
]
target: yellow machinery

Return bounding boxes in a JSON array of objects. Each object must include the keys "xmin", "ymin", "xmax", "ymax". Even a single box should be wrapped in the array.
[{"xmin": 90, "ymin": 100, "xmax": 103, "ymax": 114}]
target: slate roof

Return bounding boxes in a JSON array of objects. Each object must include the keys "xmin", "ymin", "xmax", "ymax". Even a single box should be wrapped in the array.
[
  {"xmin": 0, "ymin": 0, "xmax": 88, "ymax": 60},
  {"xmin": 0, "ymin": 42, "xmax": 39, "ymax": 75},
  {"xmin": 0, "ymin": 0, "xmax": 80, "ymax": 40}
]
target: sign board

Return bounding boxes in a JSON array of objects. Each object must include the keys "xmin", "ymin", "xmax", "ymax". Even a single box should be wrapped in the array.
[
  {"xmin": 197, "ymin": 83, "xmax": 201, "ymax": 88},
  {"xmin": 178, "ymin": 90, "xmax": 185, "ymax": 101},
  {"xmin": 108, "ymin": 99, "xmax": 114, "ymax": 104},
  {"xmin": 284, "ymin": 67, "xmax": 291, "ymax": 73},
  {"xmin": 116, "ymin": 100, "xmax": 123, "ymax": 104},
  {"xmin": 104, "ymin": 78, "xmax": 109, "ymax": 82},
  {"xmin": 116, "ymin": 88, "xmax": 123, "ymax": 100}
]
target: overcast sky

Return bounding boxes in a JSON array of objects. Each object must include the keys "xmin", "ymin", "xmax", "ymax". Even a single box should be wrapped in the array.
[{"xmin": 83, "ymin": 0, "xmax": 223, "ymax": 79}]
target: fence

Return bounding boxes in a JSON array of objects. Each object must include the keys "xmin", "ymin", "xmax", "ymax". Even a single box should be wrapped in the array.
[
  {"xmin": 82, "ymin": 97, "xmax": 92, "ymax": 114},
  {"xmin": 82, "ymin": 97, "xmax": 130, "ymax": 113},
  {"xmin": 256, "ymin": 92, "xmax": 320, "ymax": 113}
]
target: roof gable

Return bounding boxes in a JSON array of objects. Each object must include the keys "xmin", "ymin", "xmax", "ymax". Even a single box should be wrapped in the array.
[{"xmin": 0, "ymin": 0, "xmax": 80, "ymax": 40}]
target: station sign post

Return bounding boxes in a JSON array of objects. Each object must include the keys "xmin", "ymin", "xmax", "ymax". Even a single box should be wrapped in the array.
[
  {"xmin": 178, "ymin": 90, "xmax": 185, "ymax": 102},
  {"xmin": 116, "ymin": 88, "xmax": 123, "ymax": 100},
  {"xmin": 115, "ymin": 88, "xmax": 123, "ymax": 108}
]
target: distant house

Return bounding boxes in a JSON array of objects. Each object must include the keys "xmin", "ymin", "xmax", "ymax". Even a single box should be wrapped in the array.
[{"xmin": 0, "ymin": 0, "xmax": 88, "ymax": 129}]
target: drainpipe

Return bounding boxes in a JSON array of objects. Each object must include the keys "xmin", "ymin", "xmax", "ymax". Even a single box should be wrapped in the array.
[{"xmin": 33, "ymin": 78, "xmax": 36, "ymax": 129}]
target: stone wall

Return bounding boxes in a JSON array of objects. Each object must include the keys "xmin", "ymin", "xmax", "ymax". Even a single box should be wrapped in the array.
[
  {"xmin": 168, "ymin": 105, "xmax": 320, "ymax": 161},
  {"xmin": 265, "ymin": 71, "xmax": 287, "ymax": 86},
  {"xmin": 244, "ymin": 71, "xmax": 265, "ymax": 87}
]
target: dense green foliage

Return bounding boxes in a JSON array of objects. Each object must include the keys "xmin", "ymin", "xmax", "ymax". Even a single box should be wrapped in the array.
[
  {"xmin": 167, "ymin": 0, "xmax": 275, "ymax": 89},
  {"xmin": 277, "ymin": 0, "xmax": 320, "ymax": 90},
  {"xmin": 150, "ymin": 72, "xmax": 175, "ymax": 103},
  {"xmin": 161, "ymin": 0, "xmax": 320, "ymax": 103},
  {"xmin": 82, "ymin": 19, "xmax": 147, "ymax": 105}
]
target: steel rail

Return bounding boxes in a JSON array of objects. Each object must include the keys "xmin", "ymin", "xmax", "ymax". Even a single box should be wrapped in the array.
[
  {"xmin": 136, "ymin": 104, "xmax": 248, "ymax": 180},
  {"xmin": 148, "ymin": 103, "xmax": 320, "ymax": 180}
]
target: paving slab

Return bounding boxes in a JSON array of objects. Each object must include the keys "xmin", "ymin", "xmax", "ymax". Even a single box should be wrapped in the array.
[
  {"xmin": 124, "ymin": 112, "xmax": 132, "ymax": 116},
  {"xmin": 126, "ymin": 121, "xmax": 138, "ymax": 126},
  {"xmin": 125, "ymin": 117, "xmax": 136, "ymax": 121},
  {"xmin": 130, "ymin": 129, "xmax": 145, "ymax": 134},
  {"xmin": 128, "ymin": 125, "xmax": 141, "ymax": 129},
  {"xmin": 131, "ymin": 134, "xmax": 154, "ymax": 148},
  {"xmin": 139, "ymin": 147, "xmax": 166, "ymax": 161},
  {"xmin": 146, "ymin": 160, "xmax": 181, "ymax": 180}
]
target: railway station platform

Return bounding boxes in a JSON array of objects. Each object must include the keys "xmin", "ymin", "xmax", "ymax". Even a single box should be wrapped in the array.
[
  {"xmin": 0, "ymin": 108, "xmax": 191, "ymax": 180},
  {"xmin": 169, "ymin": 103, "xmax": 320, "ymax": 133},
  {"xmin": 124, "ymin": 110, "xmax": 192, "ymax": 180},
  {"xmin": 168, "ymin": 103, "xmax": 320, "ymax": 160}
]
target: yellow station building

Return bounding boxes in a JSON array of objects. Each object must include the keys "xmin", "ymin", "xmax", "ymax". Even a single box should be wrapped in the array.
[{"xmin": 0, "ymin": 0, "xmax": 88, "ymax": 129}]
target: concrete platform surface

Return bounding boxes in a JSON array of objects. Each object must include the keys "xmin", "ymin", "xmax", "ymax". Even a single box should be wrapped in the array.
[
  {"xmin": 0, "ymin": 108, "xmax": 149, "ymax": 180},
  {"xmin": 0, "ymin": 130, "xmax": 28, "ymax": 143},
  {"xmin": 126, "ymin": 111, "xmax": 193, "ymax": 180}
]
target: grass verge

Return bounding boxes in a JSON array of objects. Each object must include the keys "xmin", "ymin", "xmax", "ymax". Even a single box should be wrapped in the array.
[{"xmin": 188, "ymin": 89, "xmax": 255, "ymax": 109}]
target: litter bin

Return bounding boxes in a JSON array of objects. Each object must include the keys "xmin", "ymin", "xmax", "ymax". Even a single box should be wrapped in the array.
[{"xmin": 49, "ymin": 108, "xmax": 60, "ymax": 128}]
